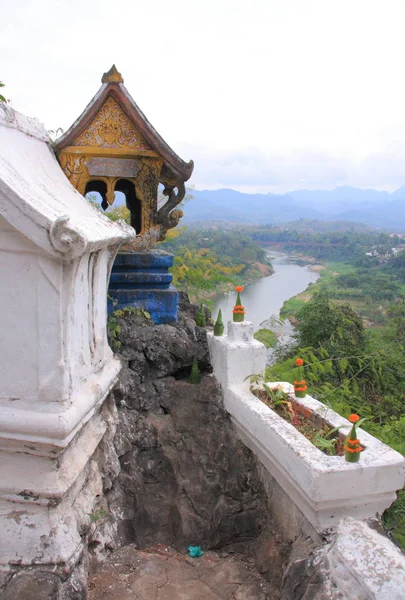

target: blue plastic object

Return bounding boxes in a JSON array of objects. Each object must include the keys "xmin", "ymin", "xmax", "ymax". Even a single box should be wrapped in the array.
[{"xmin": 187, "ymin": 545, "xmax": 204, "ymax": 558}]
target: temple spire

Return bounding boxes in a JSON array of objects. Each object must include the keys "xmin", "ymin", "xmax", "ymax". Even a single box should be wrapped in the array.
[{"xmin": 102, "ymin": 64, "xmax": 124, "ymax": 84}]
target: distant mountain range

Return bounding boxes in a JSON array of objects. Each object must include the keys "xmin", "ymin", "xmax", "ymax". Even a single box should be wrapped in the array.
[{"xmin": 181, "ymin": 186, "xmax": 405, "ymax": 231}]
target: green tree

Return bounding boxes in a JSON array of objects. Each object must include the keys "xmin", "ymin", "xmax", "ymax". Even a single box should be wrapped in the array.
[
  {"xmin": 296, "ymin": 293, "xmax": 365, "ymax": 358},
  {"xmin": 362, "ymin": 273, "xmax": 400, "ymax": 301}
]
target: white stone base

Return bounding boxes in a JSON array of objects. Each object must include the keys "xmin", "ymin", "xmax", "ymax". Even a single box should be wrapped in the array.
[{"xmin": 0, "ymin": 396, "xmax": 117, "ymax": 571}]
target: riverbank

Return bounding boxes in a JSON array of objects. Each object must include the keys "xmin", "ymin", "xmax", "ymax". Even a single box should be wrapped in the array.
[
  {"xmin": 280, "ymin": 259, "xmax": 399, "ymax": 332},
  {"xmin": 213, "ymin": 251, "xmax": 320, "ymax": 331},
  {"xmin": 177, "ymin": 260, "xmax": 273, "ymax": 307},
  {"xmin": 162, "ymin": 228, "xmax": 273, "ymax": 307},
  {"xmin": 281, "ymin": 261, "xmax": 352, "ymax": 320}
]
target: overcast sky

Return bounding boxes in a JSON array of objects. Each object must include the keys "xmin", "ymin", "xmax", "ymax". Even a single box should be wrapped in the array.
[{"xmin": 3, "ymin": 0, "xmax": 405, "ymax": 193}]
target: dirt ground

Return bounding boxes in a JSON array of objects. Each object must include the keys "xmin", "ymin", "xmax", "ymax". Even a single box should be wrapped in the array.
[{"xmin": 88, "ymin": 544, "xmax": 275, "ymax": 600}]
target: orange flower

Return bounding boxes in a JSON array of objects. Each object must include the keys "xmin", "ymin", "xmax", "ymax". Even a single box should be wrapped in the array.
[
  {"xmin": 349, "ymin": 414, "xmax": 360, "ymax": 423},
  {"xmin": 295, "ymin": 358, "xmax": 304, "ymax": 366},
  {"xmin": 294, "ymin": 381, "xmax": 307, "ymax": 392},
  {"xmin": 344, "ymin": 445, "xmax": 362, "ymax": 453},
  {"xmin": 235, "ymin": 286, "xmax": 243, "ymax": 292}
]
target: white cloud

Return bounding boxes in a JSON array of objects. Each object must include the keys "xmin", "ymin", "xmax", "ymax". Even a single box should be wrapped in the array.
[{"xmin": 3, "ymin": 0, "xmax": 405, "ymax": 192}]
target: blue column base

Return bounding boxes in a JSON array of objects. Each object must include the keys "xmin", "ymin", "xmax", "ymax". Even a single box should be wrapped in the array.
[{"xmin": 108, "ymin": 251, "xmax": 179, "ymax": 324}]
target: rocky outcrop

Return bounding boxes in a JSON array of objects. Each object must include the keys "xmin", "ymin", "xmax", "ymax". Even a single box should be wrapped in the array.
[{"xmin": 102, "ymin": 294, "xmax": 269, "ymax": 555}]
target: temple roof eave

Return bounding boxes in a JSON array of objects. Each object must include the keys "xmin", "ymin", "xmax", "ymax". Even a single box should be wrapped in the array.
[
  {"xmin": 0, "ymin": 105, "xmax": 135, "ymax": 259},
  {"xmin": 54, "ymin": 82, "xmax": 194, "ymax": 184}
]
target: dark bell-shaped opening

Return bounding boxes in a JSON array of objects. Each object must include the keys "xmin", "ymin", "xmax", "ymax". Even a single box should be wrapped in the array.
[
  {"xmin": 115, "ymin": 179, "xmax": 142, "ymax": 233},
  {"xmin": 85, "ymin": 180, "xmax": 109, "ymax": 210}
]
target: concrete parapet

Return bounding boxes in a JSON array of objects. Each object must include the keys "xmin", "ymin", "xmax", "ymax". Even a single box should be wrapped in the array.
[{"xmin": 207, "ymin": 323, "xmax": 405, "ymax": 532}]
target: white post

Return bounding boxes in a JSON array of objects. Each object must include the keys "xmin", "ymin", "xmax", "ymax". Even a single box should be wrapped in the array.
[{"xmin": 207, "ymin": 321, "xmax": 266, "ymax": 391}]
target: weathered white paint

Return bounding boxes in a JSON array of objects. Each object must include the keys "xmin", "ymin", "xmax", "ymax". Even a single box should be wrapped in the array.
[
  {"xmin": 208, "ymin": 321, "xmax": 266, "ymax": 392},
  {"xmin": 208, "ymin": 325, "xmax": 405, "ymax": 532},
  {"xmin": 0, "ymin": 105, "xmax": 134, "ymax": 572},
  {"xmin": 327, "ymin": 517, "xmax": 405, "ymax": 600}
]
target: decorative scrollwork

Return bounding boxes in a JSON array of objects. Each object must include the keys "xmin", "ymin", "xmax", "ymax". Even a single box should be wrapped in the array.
[
  {"xmin": 75, "ymin": 96, "xmax": 151, "ymax": 150},
  {"xmin": 58, "ymin": 153, "xmax": 89, "ymax": 194},
  {"xmin": 157, "ymin": 181, "xmax": 185, "ymax": 240},
  {"xmin": 133, "ymin": 158, "xmax": 163, "ymax": 234},
  {"xmin": 49, "ymin": 215, "xmax": 88, "ymax": 259}
]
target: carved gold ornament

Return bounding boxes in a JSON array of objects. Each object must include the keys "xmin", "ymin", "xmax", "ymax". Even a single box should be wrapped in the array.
[
  {"xmin": 58, "ymin": 153, "xmax": 89, "ymax": 194},
  {"xmin": 75, "ymin": 97, "xmax": 151, "ymax": 151}
]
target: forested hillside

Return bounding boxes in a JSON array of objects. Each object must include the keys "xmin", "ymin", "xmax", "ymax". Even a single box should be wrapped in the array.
[
  {"xmin": 160, "ymin": 228, "xmax": 272, "ymax": 304},
  {"xmin": 249, "ymin": 227, "xmax": 402, "ymax": 261}
]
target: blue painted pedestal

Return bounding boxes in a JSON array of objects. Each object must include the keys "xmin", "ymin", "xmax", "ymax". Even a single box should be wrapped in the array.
[{"xmin": 108, "ymin": 250, "xmax": 178, "ymax": 324}]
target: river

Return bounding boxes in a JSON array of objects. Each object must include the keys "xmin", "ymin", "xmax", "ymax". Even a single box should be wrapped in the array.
[{"xmin": 212, "ymin": 251, "xmax": 320, "ymax": 353}]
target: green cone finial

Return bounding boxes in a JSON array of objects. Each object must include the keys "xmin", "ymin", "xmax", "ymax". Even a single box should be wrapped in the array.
[
  {"xmin": 214, "ymin": 309, "xmax": 224, "ymax": 336},
  {"xmin": 195, "ymin": 303, "xmax": 206, "ymax": 327},
  {"xmin": 233, "ymin": 286, "xmax": 245, "ymax": 322},
  {"xmin": 189, "ymin": 356, "xmax": 201, "ymax": 384},
  {"xmin": 344, "ymin": 415, "xmax": 362, "ymax": 463}
]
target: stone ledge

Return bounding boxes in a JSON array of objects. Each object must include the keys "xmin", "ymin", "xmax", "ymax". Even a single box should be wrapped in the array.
[
  {"xmin": 0, "ymin": 357, "xmax": 121, "ymax": 454},
  {"xmin": 328, "ymin": 517, "xmax": 405, "ymax": 600},
  {"xmin": 225, "ymin": 383, "xmax": 405, "ymax": 531}
]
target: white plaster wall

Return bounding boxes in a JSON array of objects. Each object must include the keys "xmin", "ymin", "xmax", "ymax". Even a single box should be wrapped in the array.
[
  {"xmin": 226, "ymin": 384, "xmax": 405, "ymax": 530},
  {"xmin": 64, "ymin": 248, "xmax": 115, "ymax": 401},
  {"xmin": 0, "ymin": 215, "xmax": 64, "ymax": 405},
  {"xmin": 0, "ymin": 106, "xmax": 135, "ymax": 256}
]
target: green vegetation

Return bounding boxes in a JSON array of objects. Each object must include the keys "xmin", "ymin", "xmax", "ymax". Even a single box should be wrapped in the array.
[
  {"xmin": 278, "ymin": 219, "xmax": 374, "ymax": 233},
  {"xmin": 107, "ymin": 305, "xmax": 151, "ymax": 350},
  {"xmin": 89, "ymin": 508, "xmax": 107, "ymax": 523},
  {"xmin": 161, "ymin": 228, "xmax": 272, "ymax": 305},
  {"xmin": 250, "ymin": 227, "xmax": 401, "ymax": 262},
  {"xmin": 274, "ymin": 271, "xmax": 405, "ymax": 458},
  {"xmin": 253, "ymin": 382, "xmax": 341, "ymax": 455},
  {"xmin": 254, "ymin": 328, "xmax": 277, "ymax": 348},
  {"xmin": 383, "ymin": 489, "xmax": 405, "ymax": 548}
]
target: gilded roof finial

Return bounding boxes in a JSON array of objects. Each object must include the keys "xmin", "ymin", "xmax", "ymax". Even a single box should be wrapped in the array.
[{"xmin": 102, "ymin": 65, "xmax": 124, "ymax": 84}]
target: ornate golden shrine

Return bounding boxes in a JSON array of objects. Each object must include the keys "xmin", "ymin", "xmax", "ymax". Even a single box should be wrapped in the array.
[{"xmin": 54, "ymin": 66, "xmax": 193, "ymax": 249}]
